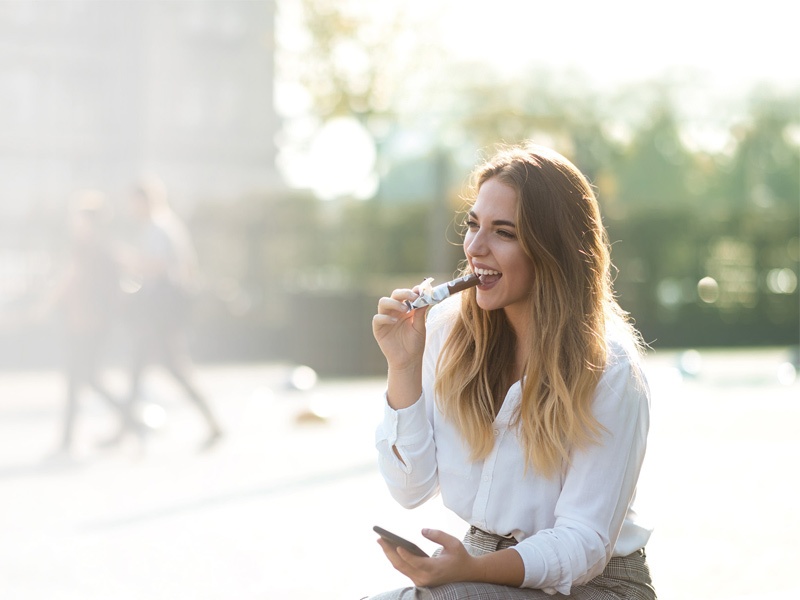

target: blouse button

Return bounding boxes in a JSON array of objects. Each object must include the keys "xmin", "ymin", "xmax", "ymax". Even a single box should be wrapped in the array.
[{"xmin": 493, "ymin": 429, "xmax": 500, "ymax": 436}]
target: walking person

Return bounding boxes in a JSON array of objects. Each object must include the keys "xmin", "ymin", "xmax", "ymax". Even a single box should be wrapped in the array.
[
  {"xmin": 44, "ymin": 191, "xmax": 129, "ymax": 455},
  {"xmin": 112, "ymin": 175, "xmax": 223, "ymax": 450},
  {"xmin": 369, "ymin": 143, "xmax": 656, "ymax": 598}
]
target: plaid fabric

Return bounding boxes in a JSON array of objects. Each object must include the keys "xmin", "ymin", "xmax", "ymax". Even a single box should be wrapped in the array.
[
  {"xmin": 368, "ymin": 527, "xmax": 656, "ymax": 600},
  {"xmin": 463, "ymin": 526, "xmax": 518, "ymax": 555}
]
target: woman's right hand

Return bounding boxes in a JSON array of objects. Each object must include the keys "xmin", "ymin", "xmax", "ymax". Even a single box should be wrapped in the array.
[{"xmin": 372, "ymin": 287, "xmax": 428, "ymax": 373}]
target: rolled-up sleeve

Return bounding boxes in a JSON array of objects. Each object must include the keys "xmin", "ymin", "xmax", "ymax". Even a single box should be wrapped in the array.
[
  {"xmin": 375, "ymin": 394, "xmax": 439, "ymax": 508},
  {"xmin": 374, "ymin": 303, "xmax": 455, "ymax": 509},
  {"xmin": 510, "ymin": 357, "xmax": 650, "ymax": 593}
]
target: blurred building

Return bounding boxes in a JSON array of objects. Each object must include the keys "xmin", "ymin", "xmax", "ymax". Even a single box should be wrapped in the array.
[
  {"xmin": 0, "ymin": 0, "xmax": 281, "ymax": 220},
  {"xmin": 0, "ymin": 0, "xmax": 285, "ymax": 369}
]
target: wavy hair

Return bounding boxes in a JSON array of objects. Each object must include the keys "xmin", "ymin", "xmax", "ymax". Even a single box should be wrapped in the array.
[{"xmin": 434, "ymin": 143, "xmax": 640, "ymax": 477}]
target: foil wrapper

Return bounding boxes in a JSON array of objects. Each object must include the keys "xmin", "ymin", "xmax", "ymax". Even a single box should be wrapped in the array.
[{"xmin": 405, "ymin": 274, "xmax": 480, "ymax": 311}]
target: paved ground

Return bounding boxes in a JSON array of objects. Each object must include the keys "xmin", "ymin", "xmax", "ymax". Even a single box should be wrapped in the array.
[{"xmin": 0, "ymin": 347, "xmax": 798, "ymax": 599}]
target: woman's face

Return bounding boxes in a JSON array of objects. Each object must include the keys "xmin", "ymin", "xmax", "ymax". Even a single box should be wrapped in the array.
[{"xmin": 463, "ymin": 177, "xmax": 535, "ymax": 324}]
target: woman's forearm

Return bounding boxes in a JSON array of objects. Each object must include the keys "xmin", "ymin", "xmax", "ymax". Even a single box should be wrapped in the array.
[{"xmin": 471, "ymin": 548, "xmax": 525, "ymax": 587}]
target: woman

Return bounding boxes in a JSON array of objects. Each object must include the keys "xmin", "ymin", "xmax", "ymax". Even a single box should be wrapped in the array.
[{"xmin": 370, "ymin": 143, "xmax": 656, "ymax": 599}]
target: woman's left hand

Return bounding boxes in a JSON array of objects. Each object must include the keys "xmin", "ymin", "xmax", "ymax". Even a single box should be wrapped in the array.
[{"xmin": 377, "ymin": 529, "xmax": 477, "ymax": 588}]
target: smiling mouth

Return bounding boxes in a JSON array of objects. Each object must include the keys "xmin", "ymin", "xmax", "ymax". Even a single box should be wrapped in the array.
[{"xmin": 473, "ymin": 268, "xmax": 502, "ymax": 285}]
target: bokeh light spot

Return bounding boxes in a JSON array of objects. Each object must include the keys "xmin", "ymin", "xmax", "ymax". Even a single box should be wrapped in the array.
[{"xmin": 697, "ymin": 276, "xmax": 720, "ymax": 303}]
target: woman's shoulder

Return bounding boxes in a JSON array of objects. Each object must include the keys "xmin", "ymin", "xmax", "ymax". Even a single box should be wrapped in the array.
[
  {"xmin": 604, "ymin": 317, "xmax": 645, "ymax": 369},
  {"xmin": 600, "ymin": 323, "xmax": 649, "ymax": 396}
]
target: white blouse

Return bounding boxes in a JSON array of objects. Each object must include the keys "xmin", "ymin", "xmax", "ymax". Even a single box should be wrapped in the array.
[{"xmin": 375, "ymin": 300, "xmax": 652, "ymax": 594}]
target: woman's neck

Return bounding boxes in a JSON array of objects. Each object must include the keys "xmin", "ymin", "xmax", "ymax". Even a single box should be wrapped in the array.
[{"xmin": 503, "ymin": 305, "xmax": 531, "ymax": 383}]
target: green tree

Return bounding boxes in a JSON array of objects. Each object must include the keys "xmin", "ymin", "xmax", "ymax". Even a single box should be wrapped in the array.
[
  {"xmin": 615, "ymin": 104, "xmax": 695, "ymax": 213},
  {"xmin": 721, "ymin": 89, "xmax": 800, "ymax": 214}
]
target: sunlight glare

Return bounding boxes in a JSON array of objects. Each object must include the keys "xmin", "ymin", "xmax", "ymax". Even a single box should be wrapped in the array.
[{"xmin": 307, "ymin": 117, "xmax": 378, "ymax": 200}]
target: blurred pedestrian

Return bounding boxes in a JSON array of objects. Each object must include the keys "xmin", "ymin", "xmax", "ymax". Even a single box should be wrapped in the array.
[
  {"xmin": 111, "ymin": 175, "xmax": 223, "ymax": 450},
  {"xmin": 41, "ymin": 190, "xmax": 130, "ymax": 456},
  {"xmin": 369, "ymin": 144, "xmax": 655, "ymax": 598}
]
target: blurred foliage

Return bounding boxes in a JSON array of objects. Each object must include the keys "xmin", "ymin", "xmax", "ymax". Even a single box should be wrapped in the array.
[
  {"xmin": 268, "ymin": 8, "xmax": 800, "ymax": 369},
  {"xmin": 283, "ymin": 0, "xmax": 430, "ymax": 124},
  {"xmin": 188, "ymin": 76, "xmax": 798, "ymax": 369}
]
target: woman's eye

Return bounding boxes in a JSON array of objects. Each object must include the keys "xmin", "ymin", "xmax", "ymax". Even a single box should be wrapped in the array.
[
  {"xmin": 497, "ymin": 229, "xmax": 516, "ymax": 239},
  {"xmin": 464, "ymin": 219, "xmax": 478, "ymax": 230}
]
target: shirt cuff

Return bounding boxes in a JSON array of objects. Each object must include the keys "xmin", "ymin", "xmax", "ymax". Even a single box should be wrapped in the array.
[
  {"xmin": 376, "ymin": 391, "xmax": 429, "ymax": 448},
  {"xmin": 510, "ymin": 535, "xmax": 573, "ymax": 594}
]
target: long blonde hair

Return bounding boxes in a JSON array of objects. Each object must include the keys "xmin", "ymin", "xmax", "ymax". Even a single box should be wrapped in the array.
[{"xmin": 434, "ymin": 143, "xmax": 640, "ymax": 478}]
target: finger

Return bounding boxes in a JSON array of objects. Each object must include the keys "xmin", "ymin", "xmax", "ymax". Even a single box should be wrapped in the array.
[
  {"xmin": 396, "ymin": 546, "xmax": 430, "ymax": 567},
  {"xmin": 411, "ymin": 306, "xmax": 430, "ymax": 325},
  {"xmin": 377, "ymin": 539, "xmax": 415, "ymax": 574},
  {"xmin": 377, "ymin": 295, "xmax": 412, "ymax": 316},
  {"xmin": 393, "ymin": 547, "xmax": 438, "ymax": 589},
  {"xmin": 372, "ymin": 314, "xmax": 399, "ymax": 330},
  {"xmin": 409, "ymin": 305, "xmax": 429, "ymax": 331},
  {"xmin": 389, "ymin": 288, "xmax": 419, "ymax": 303},
  {"xmin": 421, "ymin": 528, "xmax": 459, "ymax": 548}
]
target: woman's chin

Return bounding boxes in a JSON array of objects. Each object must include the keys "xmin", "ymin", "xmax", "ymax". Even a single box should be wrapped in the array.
[{"xmin": 475, "ymin": 294, "xmax": 501, "ymax": 312}]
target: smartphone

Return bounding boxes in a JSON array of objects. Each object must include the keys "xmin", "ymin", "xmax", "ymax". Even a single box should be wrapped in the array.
[{"xmin": 373, "ymin": 525, "xmax": 429, "ymax": 557}]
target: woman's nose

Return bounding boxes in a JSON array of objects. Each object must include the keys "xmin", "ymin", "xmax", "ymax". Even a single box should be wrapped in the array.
[{"xmin": 464, "ymin": 230, "xmax": 486, "ymax": 256}]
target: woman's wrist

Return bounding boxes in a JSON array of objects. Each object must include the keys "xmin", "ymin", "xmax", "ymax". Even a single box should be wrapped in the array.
[{"xmin": 386, "ymin": 363, "xmax": 423, "ymax": 410}]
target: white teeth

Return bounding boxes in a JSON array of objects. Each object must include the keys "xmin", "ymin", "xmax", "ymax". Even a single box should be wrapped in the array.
[{"xmin": 474, "ymin": 268, "xmax": 501, "ymax": 276}]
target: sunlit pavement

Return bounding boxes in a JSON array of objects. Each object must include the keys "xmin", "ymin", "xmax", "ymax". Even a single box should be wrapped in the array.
[{"xmin": 1, "ymin": 347, "xmax": 798, "ymax": 599}]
